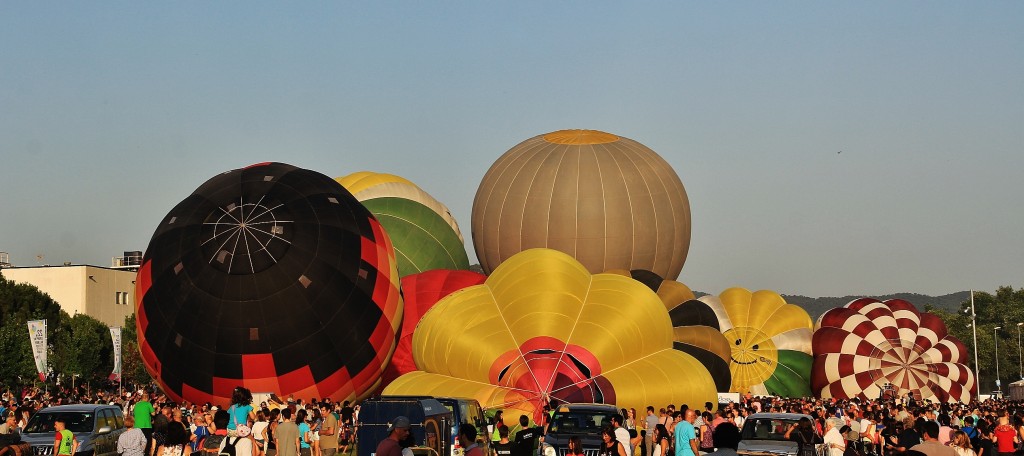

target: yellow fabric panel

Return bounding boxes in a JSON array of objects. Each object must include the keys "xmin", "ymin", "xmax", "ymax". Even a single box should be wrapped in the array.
[
  {"xmin": 568, "ymin": 274, "xmax": 674, "ymax": 368},
  {"xmin": 486, "ymin": 249, "xmax": 594, "ymax": 343},
  {"xmin": 674, "ymin": 326, "xmax": 732, "ymax": 362},
  {"xmin": 658, "ymin": 280, "xmax": 696, "ymax": 310},
  {"xmin": 411, "ymin": 286, "xmax": 517, "ymax": 383},
  {"xmin": 335, "ymin": 171, "xmax": 414, "ymax": 194},
  {"xmin": 599, "ymin": 349, "xmax": 717, "ymax": 414},
  {"xmin": 383, "ymin": 371, "xmax": 533, "ymax": 421}
]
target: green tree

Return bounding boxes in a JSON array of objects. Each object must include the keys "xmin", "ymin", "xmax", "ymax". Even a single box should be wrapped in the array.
[
  {"xmin": 0, "ymin": 276, "xmax": 69, "ymax": 388},
  {"xmin": 935, "ymin": 286, "xmax": 1024, "ymax": 395},
  {"xmin": 120, "ymin": 313, "xmax": 154, "ymax": 387},
  {"xmin": 51, "ymin": 313, "xmax": 114, "ymax": 386}
]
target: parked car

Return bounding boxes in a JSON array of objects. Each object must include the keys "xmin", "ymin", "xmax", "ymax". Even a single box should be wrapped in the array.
[
  {"xmin": 544, "ymin": 403, "xmax": 618, "ymax": 456},
  {"xmin": 21, "ymin": 404, "xmax": 126, "ymax": 456},
  {"xmin": 736, "ymin": 412, "xmax": 817, "ymax": 456}
]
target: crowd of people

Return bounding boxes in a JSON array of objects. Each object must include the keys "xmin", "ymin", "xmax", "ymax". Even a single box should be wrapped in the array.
[
  {"xmin": 3, "ymin": 382, "xmax": 1024, "ymax": 456},
  {"xmin": 0, "ymin": 384, "xmax": 358, "ymax": 456}
]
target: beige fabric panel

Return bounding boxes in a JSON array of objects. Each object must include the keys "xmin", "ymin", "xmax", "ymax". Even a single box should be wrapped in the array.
[{"xmin": 472, "ymin": 129, "xmax": 690, "ymax": 280}]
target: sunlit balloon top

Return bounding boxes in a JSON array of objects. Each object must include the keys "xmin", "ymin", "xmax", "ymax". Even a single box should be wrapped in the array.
[
  {"xmin": 472, "ymin": 129, "xmax": 691, "ymax": 280},
  {"xmin": 812, "ymin": 298, "xmax": 976, "ymax": 403},
  {"xmin": 136, "ymin": 162, "xmax": 402, "ymax": 405},
  {"xmin": 337, "ymin": 171, "xmax": 469, "ymax": 277},
  {"xmin": 701, "ymin": 288, "xmax": 813, "ymax": 397},
  {"xmin": 383, "ymin": 248, "xmax": 717, "ymax": 423}
]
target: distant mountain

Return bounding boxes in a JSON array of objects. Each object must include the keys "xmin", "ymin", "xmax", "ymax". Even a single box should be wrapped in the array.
[{"xmin": 779, "ymin": 291, "xmax": 971, "ymax": 320}]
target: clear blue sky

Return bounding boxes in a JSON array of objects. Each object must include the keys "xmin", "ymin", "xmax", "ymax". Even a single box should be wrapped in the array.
[{"xmin": 1, "ymin": 2, "xmax": 1021, "ymax": 298}]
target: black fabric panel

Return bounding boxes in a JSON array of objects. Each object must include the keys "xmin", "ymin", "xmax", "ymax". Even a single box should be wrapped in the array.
[
  {"xmin": 672, "ymin": 342, "xmax": 732, "ymax": 392},
  {"xmin": 669, "ymin": 300, "xmax": 721, "ymax": 331}
]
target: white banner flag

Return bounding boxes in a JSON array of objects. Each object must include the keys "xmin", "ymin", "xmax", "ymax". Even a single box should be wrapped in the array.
[
  {"xmin": 27, "ymin": 320, "xmax": 47, "ymax": 382},
  {"xmin": 109, "ymin": 327, "xmax": 122, "ymax": 381}
]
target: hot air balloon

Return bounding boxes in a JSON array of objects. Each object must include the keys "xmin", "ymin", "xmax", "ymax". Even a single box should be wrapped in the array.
[
  {"xmin": 606, "ymin": 269, "xmax": 732, "ymax": 392},
  {"xmin": 472, "ymin": 129, "xmax": 690, "ymax": 280},
  {"xmin": 337, "ymin": 171, "xmax": 470, "ymax": 277},
  {"xmin": 700, "ymin": 288, "xmax": 813, "ymax": 397},
  {"xmin": 135, "ymin": 162, "xmax": 402, "ymax": 405},
  {"xmin": 381, "ymin": 269, "xmax": 487, "ymax": 387},
  {"xmin": 812, "ymin": 298, "xmax": 976, "ymax": 403},
  {"xmin": 384, "ymin": 249, "xmax": 717, "ymax": 424}
]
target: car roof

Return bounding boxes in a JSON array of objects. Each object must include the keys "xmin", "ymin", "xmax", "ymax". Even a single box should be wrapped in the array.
[
  {"xmin": 745, "ymin": 413, "xmax": 812, "ymax": 420},
  {"xmin": 555, "ymin": 404, "xmax": 618, "ymax": 412},
  {"xmin": 36, "ymin": 404, "xmax": 119, "ymax": 413}
]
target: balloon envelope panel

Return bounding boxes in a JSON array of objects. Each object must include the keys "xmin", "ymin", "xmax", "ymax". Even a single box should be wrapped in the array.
[
  {"xmin": 472, "ymin": 129, "xmax": 690, "ymax": 280},
  {"xmin": 135, "ymin": 162, "xmax": 402, "ymax": 405},
  {"xmin": 337, "ymin": 172, "xmax": 469, "ymax": 277},
  {"xmin": 812, "ymin": 298, "xmax": 975, "ymax": 403},
  {"xmin": 380, "ymin": 269, "xmax": 486, "ymax": 387}
]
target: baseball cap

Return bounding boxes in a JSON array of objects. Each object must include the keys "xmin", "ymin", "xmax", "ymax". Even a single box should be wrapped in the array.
[{"xmin": 388, "ymin": 416, "xmax": 411, "ymax": 433}]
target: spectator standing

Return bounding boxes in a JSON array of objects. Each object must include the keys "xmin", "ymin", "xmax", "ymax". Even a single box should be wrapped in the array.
[
  {"xmin": 296, "ymin": 410, "xmax": 312, "ymax": 456},
  {"xmin": 611, "ymin": 414, "xmax": 633, "ymax": 456},
  {"xmin": 704, "ymin": 423, "xmax": 741, "ymax": 456},
  {"xmin": 318, "ymin": 405, "xmax": 338, "ymax": 456},
  {"xmin": 461, "ymin": 424, "xmax": 485, "ymax": 456},
  {"xmin": 950, "ymin": 431, "xmax": 977, "ymax": 456},
  {"xmin": 119, "ymin": 416, "xmax": 149, "ymax": 456},
  {"xmin": 909, "ymin": 421, "xmax": 956, "ymax": 456},
  {"xmin": 823, "ymin": 419, "xmax": 846, "ymax": 456},
  {"xmin": 375, "ymin": 417, "xmax": 411, "ymax": 456},
  {"xmin": 674, "ymin": 410, "xmax": 698, "ymax": 456},
  {"xmin": 136, "ymin": 393, "xmax": 157, "ymax": 454},
  {"xmin": 54, "ymin": 417, "xmax": 78, "ymax": 456},
  {"xmin": 275, "ymin": 409, "xmax": 300, "ymax": 456},
  {"xmin": 492, "ymin": 426, "xmax": 513, "ymax": 456},
  {"xmin": 512, "ymin": 415, "xmax": 540, "ymax": 456}
]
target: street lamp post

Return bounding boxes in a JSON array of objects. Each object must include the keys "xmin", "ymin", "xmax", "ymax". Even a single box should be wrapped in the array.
[
  {"xmin": 1017, "ymin": 322, "xmax": 1022, "ymax": 380},
  {"xmin": 969, "ymin": 291, "xmax": 981, "ymax": 401},
  {"xmin": 995, "ymin": 326, "xmax": 1002, "ymax": 395}
]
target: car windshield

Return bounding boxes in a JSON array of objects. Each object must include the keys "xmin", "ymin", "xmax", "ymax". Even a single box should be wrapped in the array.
[
  {"xmin": 741, "ymin": 418, "xmax": 802, "ymax": 441},
  {"xmin": 25, "ymin": 412, "xmax": 95, "ymax": 434},
  {"xmin": 548, "ymin": 411, "xmax": 615, "ymax": 434}
]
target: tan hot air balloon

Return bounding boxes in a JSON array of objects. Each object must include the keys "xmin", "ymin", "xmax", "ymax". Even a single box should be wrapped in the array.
[{"xmin": 471, "ymin": 129, "xmax": 691, "ymax": 280}]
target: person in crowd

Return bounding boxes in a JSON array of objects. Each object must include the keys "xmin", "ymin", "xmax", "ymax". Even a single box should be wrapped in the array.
[
  {"xmin": 275, "ymin": 408, "xmax": 300, "ymax": 456},
  {"xmin": 699, "ymin": 412, "xmax": 715, "ymax": 454},
  {"xmin": 975, "ymin": 422, "xmax": 994, "ymax": 456},
  {"xmin": 252, "ymin": 410, "xmax": 270, "ymax": 456},
  {"xmin": 229, "ymin": 387, "xmax": 256, "ymax": 432},
  {"xmin": 950, "ymin": 430, "xmax": 977, "ymax": 456},
  {"xmin": 651, "ymin": 424, "xmax": 670, "ymax": 456},
  {"xmin": 646, "ymin": 407, "xmax": 660, "ymax": 456},
  {"xmin": 824, "ymin": 418, "xmax": 846, "ymax": 456},
  {"xmin": 0, "ymin": 413, "xmax": 18, "ymax": 436},
  {"xmin": 54, "ymin": 417, "xmax": 78, "ymax": 456},
  {"xmin": 991, "ymin": 412, "xmax": 1017, "ymax": 456},
  {"xmin": 493, "ymin": 426, "xmax": 513, "ymax": 456},
  {"xmin": 611, "ymin": 414, "xmax": 633, "ymax": 456},
  {"xmin": 674, "ymin": 409, "xmax": 699, "ymax": 456},
  {"xmin": 316, "ymin": 405, "xmax": 337, "ymax": 456},
  {"xmin": 374, "ymin": 416, "xmax": 410, "ymax": 456},
  {"xmin": 785, "ymin": 417, "xmax": 821, "ymax": 456},
  {"xmin": 909, "ymin": 421, "xmax": 955, "ymax": 456},
  {"xmin": 190, "ymin": 413, "xmax": 210, "ymax": 454},
  {"xmin": 295, "ymin": 409, "xmax": 312, "ymax": 456},
  {"xmin": 461, "ymin": 423, "xmax": 484, "ymax": 456},
  {"xmin": 704, "ymin": 422, "xmax": 741, "ymax": 456},
  {"xmin": 136, "ymin": 393, "xmax": 157, "ymax": 455},
  {"xmin": 601, "ymin": 427, "xmax": 628, "ymax": 456},
  {"xmin": 512, "ymin": 415, "xmax": 540, "ymax": 456},
  {"xmin": 119, "ymin": 416, "xmax": 149, "ymax": 456}
]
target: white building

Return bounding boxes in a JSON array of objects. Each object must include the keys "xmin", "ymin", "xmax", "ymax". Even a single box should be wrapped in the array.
[{"xmin": 0, "ymin": 257, "xmax": 139, "ymax": 328}]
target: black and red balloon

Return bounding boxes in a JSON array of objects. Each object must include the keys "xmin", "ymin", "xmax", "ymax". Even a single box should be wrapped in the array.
[{"xmin": 135, "ymin": 162, "xmax": 402, "ymax": 405}]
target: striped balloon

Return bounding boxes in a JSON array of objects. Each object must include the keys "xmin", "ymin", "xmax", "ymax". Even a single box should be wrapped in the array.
[{"xmin": 811, "ymin": 298, "xmax": 976, "ymax": 403}]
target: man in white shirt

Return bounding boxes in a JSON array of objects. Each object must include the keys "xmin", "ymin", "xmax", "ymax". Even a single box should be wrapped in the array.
[
  {"xmin": 823, "ymin": 418, "xmax": 846, "ymax": 456},
  {"xmin": 612, "ymin": 414, "xmax": 633, "ymax": 456}
]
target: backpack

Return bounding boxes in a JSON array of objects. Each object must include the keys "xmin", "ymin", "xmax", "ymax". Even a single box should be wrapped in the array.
[
  {"xmin": 797, "ymin": 430, "xmax": 816, "ymax": 456},
  {"xmin": 219, "ymin": 437, "xmax": 240, "ymax": 456}
]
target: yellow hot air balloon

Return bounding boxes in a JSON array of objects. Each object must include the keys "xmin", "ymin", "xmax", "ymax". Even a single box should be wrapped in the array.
[
  {"xmin": 700, "ymin": 288, "xmax": 813, "ymax": 397},
  {"xmin": 384, "ymin": 249, "xmax": 717, "ymax": 423}
]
